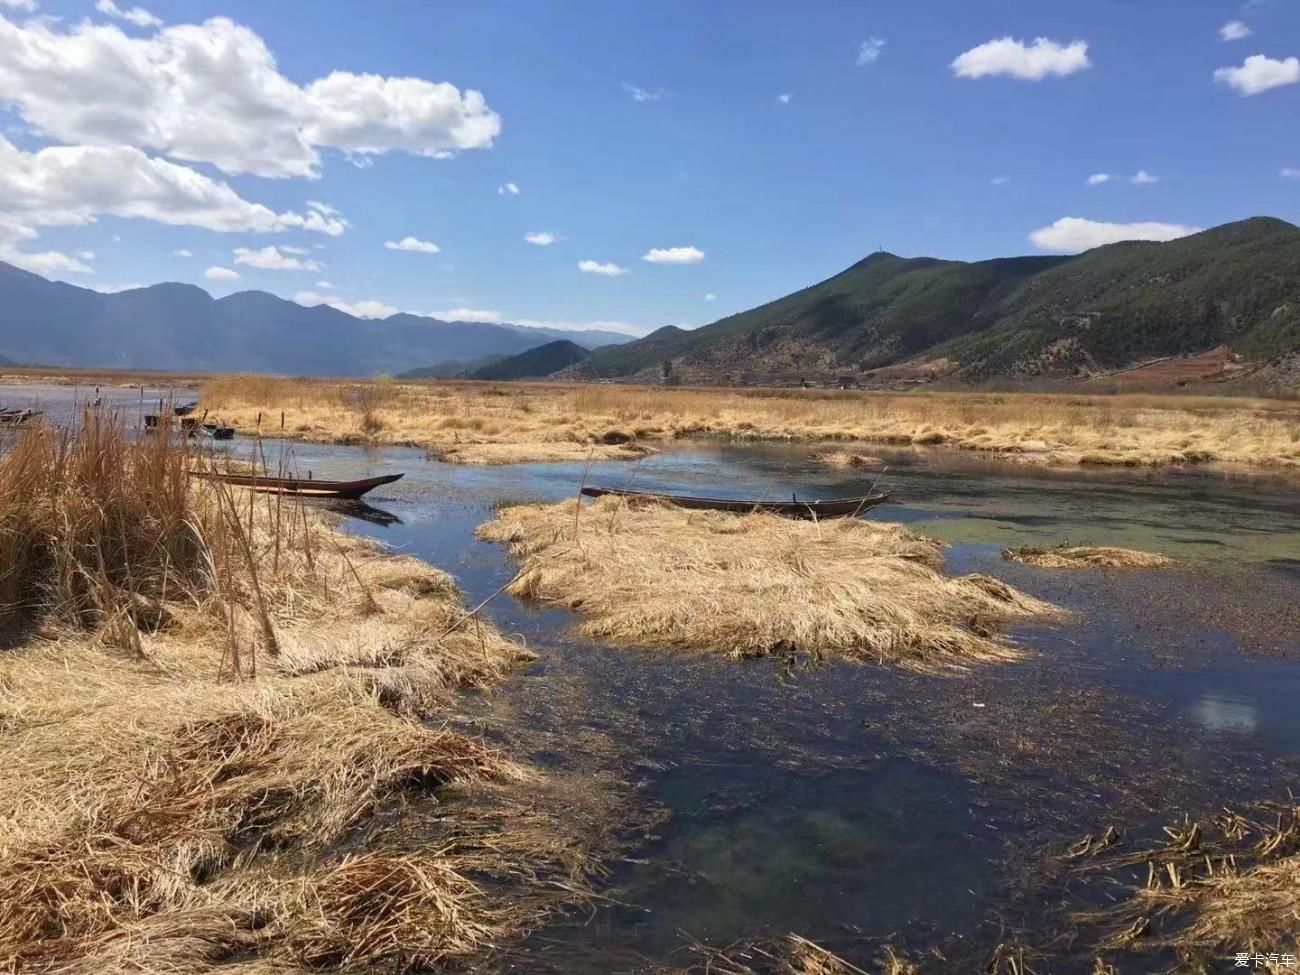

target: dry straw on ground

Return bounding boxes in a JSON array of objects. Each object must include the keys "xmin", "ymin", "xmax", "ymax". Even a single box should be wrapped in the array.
[
  {"xmin": 666, "ymin": 934, "xmax": 913, "ymax": 975},
  {"xmin": 1003, "ymin": 545, "xmax": 1174, "ymax": 569},
  {"xmin": 200, "ymin": 375, "xmax": 1300, "ymax": 471},
  {"xmin": 1066, "ymin": 801, "xmax": 1300, "ymax": 973},
  {"xmin": 0, "ymin": 413, "xmax": 609, "ymax": 974},
  {"xmin": 477, "ymin": 495, "xmax": 1060, "ymax": 672}
]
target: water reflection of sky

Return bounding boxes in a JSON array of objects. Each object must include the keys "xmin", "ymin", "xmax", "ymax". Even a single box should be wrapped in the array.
[{"xmin": 1193, "ymin": 692, "xmax": 1259, "ymax": 735}]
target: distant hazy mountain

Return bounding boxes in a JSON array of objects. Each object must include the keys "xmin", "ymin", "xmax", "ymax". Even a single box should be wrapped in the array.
[
  {"xmin": 0, "ymin": 263, "xmax": 629, "ymax": 375},
  {"xmin": 573, "ymin": 217, "xmax": 1300, "ymax": 384}
]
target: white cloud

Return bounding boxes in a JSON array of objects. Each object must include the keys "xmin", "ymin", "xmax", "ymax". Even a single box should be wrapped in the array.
[
  {"xmin": 622, "ymin": 82, "xmax": 664, "ymax": 102},
  {"xmin": 704, "ymin": 293, "xmax": 717, "ymax": 301},
  {"xmin": 1214, "ymin": 54, "xmax": 1300, "ymax": 95},
  {"xmin": 76, "ymin": 249, "xmax": 95, "ymax": 260},
  {"xmin": 90, "ymin": 281, "xmax": 144, "ymax": 293},
  {"xmin": 497, "ymin": 182, "xmax": 519, "ymax": 196},
  {"xmin": 0, "ymin": 134, "xmax": 346, "ymax": 271},
  {"xmin": 524, "ymin": 231, "xmax": 558, "ymax": 245},
  {"xmin": 0, "ymin": 14, "xmax": 500, "ymax": 178},
  {"xmin": 951, "ymin": 37, "xmax": 1090, "ymax": 81},
  {"xmin": 279, "ymin": 244, "xmax": 309, "ymax": 255},
  {"xmin": 990, "ymin": 176, "xmax": 1010, "ymax": 186},
  {"xmin": 0, "ymin": 0, "xmax": 37, "ymax": 10},
  {"xmin": 294, "ymin": 290, "xmax": 397, "ymax": 319},
  {"xmin": 856, "ymin": 37, "xmax": 886, "ymax": 66},
  {"xmin": 1131, "ymin": 170, "xmax": 1159, "ymax": 185},
  {"xmin": 1029, "ymin": 217, "xmax": 1201, "ymax": 253},
  {"xmin": 642, "ymin": 245, "xmax": 705, "ymax": 264},
  {"xmin": 1086, "ymin": 173, "xmax": 1112, "ymax": 185},
  {"xmin": 578, "ymin": 259, "xmax": 628, "ymax": 276},
  {"xmin": 204, "ymin": 265, "xmax": 239, "ymax": 281},
  {"xmin": 173, "ymin": 248, "xmax": 193, "ymax": 257},
  {"xmin": 94, "ymin": 0, "xmax": 161, "ymax": 28},
  {"xmin": 777, "ymin": 93, "xmax": 791, "ymax": 104},
  {"xmin": 429, "ymin": 307, "xmax": 502, "ymax": 322},
  {"xmin": 1219, "ymin": 21, "xmax": 1252, "ymax": 42},
  {"xmin": 384, "ymin": 235, "xmax": 440, "ymax": 253},
  {"xmin": 233, "ymin": 244, "xmax": 322, "ymax": 271},
  {"xmin": 510, "ymin": 317, "xmax": 648, "ymax": 336},
  {"xmin": 315, "ymin": 279, "xmax": 336, "ymax": 288},
  {"xmin": 1282, "ymin": 167, "xmax": 1300, "ymax": 179}
]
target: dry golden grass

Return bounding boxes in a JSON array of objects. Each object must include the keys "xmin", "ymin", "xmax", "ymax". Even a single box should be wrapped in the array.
[
  {"xmin": 670, "ymin": 935, "xmax": 912, "ymax": 975},
  {"xmin": 821, "ymin": 450, "xmax": 883, "ymax": 468},
  {"xmin": 199, "ymin": 376, "xmax": 1300, "ymax": 471},
  {"xmin": 0, "ymin": 415, "xmax": 606, "ymax": 974},
  {"xmin": 476, "ymin": 495, "xmax": 1060, "ymax": 672},
  {"xmin": 1069, "ymin": 802, "xmax": 1300, "ymax": 973},
  {"xmin": 1002, "ymin": 545, "xmax": 1174, "ymax": 569}
]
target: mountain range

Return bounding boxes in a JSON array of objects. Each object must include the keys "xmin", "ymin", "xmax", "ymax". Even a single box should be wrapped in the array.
[
  {"xmin": 570, "ymin": 217, "xmax": 1300, "ymax": 386},
  {"xmin": 0, "ymin": 262, "xmax": 629, "ymax": 376}
]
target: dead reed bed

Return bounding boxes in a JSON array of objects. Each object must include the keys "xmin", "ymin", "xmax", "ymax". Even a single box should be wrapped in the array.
[
  {"xmin": 0, "ymin": 413, "xmax": 608, "ymax": 974},
  {"xmin": 1066, "ymin": 800, "xmax": 1300, "ymax": 973},
  {"xmin": 1002, "ymin": 545, "xmax": 1174, "ymax": 569},
  {"xmin": 476, "ymin": 495, "xmax": 1060, "ymax": 672},
  {"xmin": 199, "ymin": 376, "xmax": 1300, "ymax": 472}
]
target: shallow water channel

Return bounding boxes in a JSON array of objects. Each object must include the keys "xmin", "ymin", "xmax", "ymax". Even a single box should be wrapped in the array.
[
  {"xmin": 13, "ymin": 385, "xmax": 1300, "ymax": 971},
  {"xmin": 254, "ymin": 436, "xmax": 1298, "ymax": 972}
]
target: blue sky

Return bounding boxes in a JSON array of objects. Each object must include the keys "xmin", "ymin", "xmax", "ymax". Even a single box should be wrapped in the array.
[{"xmin": 0, "ymin": 0, "xmax": 1297, "ymax": 335}]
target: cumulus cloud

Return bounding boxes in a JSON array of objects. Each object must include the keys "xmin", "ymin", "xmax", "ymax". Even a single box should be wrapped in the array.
[
  {"xmin": 642, "ymin": 245, "xmax": 705, "ymax": 264},
  {"xmin": 622, "ymin": 82, "xmax": 664, "ymax": 102},
  {"xmin": 0, "ymin": 134, "xmax": 346, "ymax": 272},
  {"xmin": 951, "ymin": 37, "xmax": 1090, "ymax": 80},
  {"xmin": 294, "ymin": 290, "xmax": 397, "ymax": 319},
  {"xmin": 1029, "ymin": 217, "xmax": 1200, "ymax": 253},
  {"xmin": 384, "ymin": 236, "xmax": 440, "ymax": 253},
  {"xmin": 856, "ymin": 38, "xmax": 886, "ymax": 66},
  {"xmin": 777, "ymin": 93, "xmax": 791, "ymax": 104},
  {"xmin": 524, "ymin": 231, "xmax": 558, "ymax": 245},
  {"xmin": 0, "ymin": 14, "xmax": 500, "ymax": 178},
  {"xmin": 429, "ymin": 307, "xmax": 502, "ymax": 322},
  {"xmin": 315, "ymin": 279, "xmax": 336, "ymax": 288},
  {"xmin": 204, "ymin": 265, "xmax": 239, "ymax": 281},
  {"xmin": 233, "ymin": 245, "xmax": 322, "ymax": 271},
  {"xmin": 1219, "ymin": 21, "xmax": 1252, "ymax": 41},
  {"xmin": 1214, "ymin": 54, "xmax": 1300, "ymax": 95},
  {"xmin": 704, "ymin": 293, "xmax": 717, "ymax": 301},
  {"xmin": 94, "ymin": 0, "xmax": 161, "ymax": 28},
  {"xmin": 173, "ymin": 248, "xmax": 193, "ymax": 257},
  {"xmin": 1131, "ymin": 170, "xmax": 1159, "ymax": 185},
  {"xmin": 990, "ymin": 176, "xmax": 1010, "ymax": 186},
  {"xmin": 497, "ymin": 182, "xmax": 519, "ymax": 196},
  {"xmin": 0, "ymin": 0, "xmax": 37, "ymax": 10},
  {"xmin": 1086, "ymin": 173, "xmax": 1112, "ymax": 185},
  {"xmin": 578, "ymin": 259, "xmax": 628, "ymax": 276}
]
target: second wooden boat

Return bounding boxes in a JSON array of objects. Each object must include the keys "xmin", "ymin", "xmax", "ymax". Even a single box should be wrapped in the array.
[
  {"xmin": 580, "ymin": 486, "xmax": 891, "ymax": 518},
  {"xmin": 190, "ymin": 471, "xmax": 404, "ymax": 500}
]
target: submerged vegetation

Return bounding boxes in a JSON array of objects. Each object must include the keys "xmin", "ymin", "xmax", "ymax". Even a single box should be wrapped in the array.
[
  {"xmin": 0, "ymin": 414, "xmax": 613, "ymax": 973},
  {"xmin": 199, "ymin": 374, "xmax": 1300, "ymax": 471},
  {"xmin": 477, "ymin": 495, "xmax": 1060, "ymax": 672},
  {"xmin": 1002, "ymin": 544, "xmax": 1174, "ymax": 569}
]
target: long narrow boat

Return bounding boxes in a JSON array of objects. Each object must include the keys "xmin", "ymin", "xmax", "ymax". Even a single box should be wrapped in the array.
[
  {"xmin": 190, "ymin": 471, "xmax": 404, "ymax": 500},
  {"xmin": 580, "ymin": 486, "xmax": 892, "ymax": 519},
  {"xmin": 0, "ymin": 409, "xmax": 42, "ymax": 425}
]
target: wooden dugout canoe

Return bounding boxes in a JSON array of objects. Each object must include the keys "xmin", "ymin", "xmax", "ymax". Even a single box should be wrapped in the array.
[
  {"xmin": 189, "ymin": 471, "xmax": 404, "ymax": 500},
  {"xmin": 580, "ymin": 486, "xmax": 892, "ymax": 518}
]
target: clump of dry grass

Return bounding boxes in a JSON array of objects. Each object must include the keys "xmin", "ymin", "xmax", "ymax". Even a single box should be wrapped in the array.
[
  {"xmin": 821, "ymin": 450, "xmax": 883, "ymax": 468},
  {"xmin": 477, "ymin": 496, "xmax": 1060, "ymax": 672},
  {"xmin": 1003, "ymin": 544, "xmax": 1173, "ymax": 569},
  {"xmin": 200, "ymin": 376, "xmax": 1300, "ymax": 471},
  {"xmin": 1067, "ymin": 801, "xmax": 1300, "ymax": 973},
  {"xmin": 0, "ymin": 413, "xmax": 608, "ymax": 974}
]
